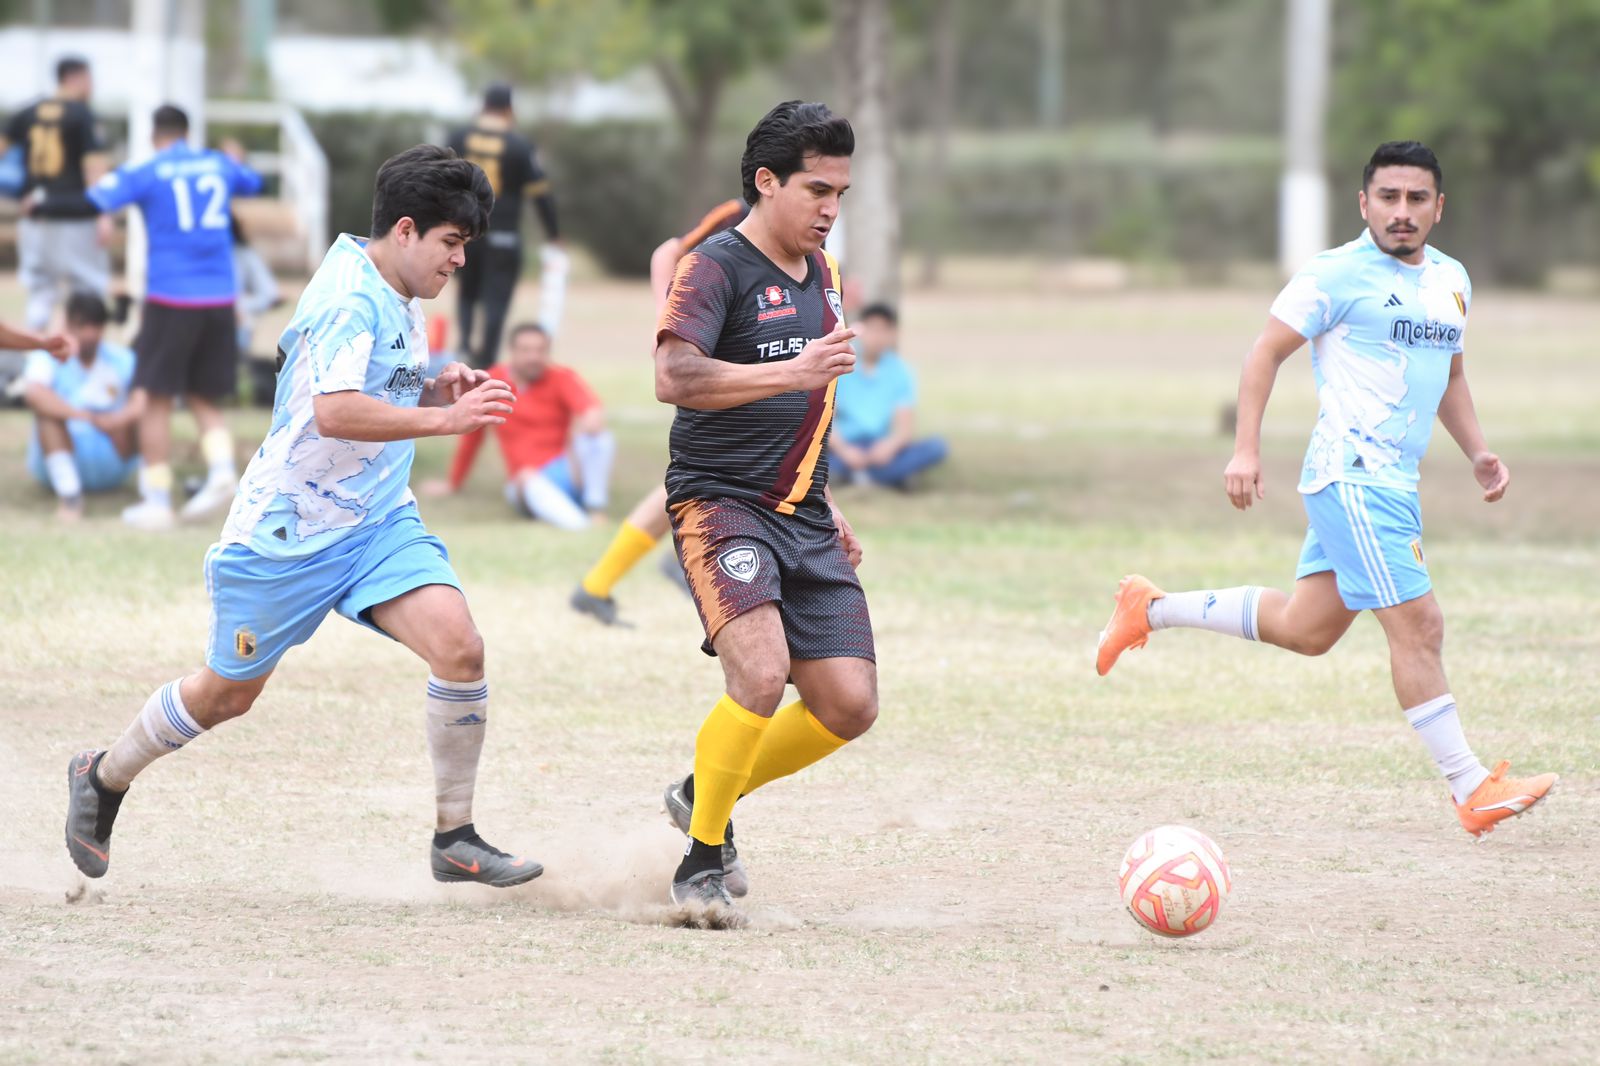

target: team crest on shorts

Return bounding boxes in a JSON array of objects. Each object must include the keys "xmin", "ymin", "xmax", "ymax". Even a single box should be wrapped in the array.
[
  {"xmin": 718, "ymin": 547, "xmax": 761, "ymax": 584},
  {"xmin": 825, "ymin": 288, "xmax": 845, "ymax": 323},
  {"xmin": 234, "ymin": 628, "xmax": 257, "ymax": 659},
  {"xmin": 1411, "ymin": 539, "xmax": 1426, "ymax": 566}
]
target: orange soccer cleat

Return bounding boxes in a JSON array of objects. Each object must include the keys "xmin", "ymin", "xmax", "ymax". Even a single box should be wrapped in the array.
[
  {"xmin": 1096, "ymin": 574, "xmax": 1165, "ymax": 677},
  {"xmin": 1454, "ymin": 760, "xmax": 1558, "ymax": 840}
]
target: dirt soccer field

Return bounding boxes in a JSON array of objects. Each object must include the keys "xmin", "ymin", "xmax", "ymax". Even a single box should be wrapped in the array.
[{"xmin": 2, "ymin": 277, "xmax": 1597, "ymax": 1063}]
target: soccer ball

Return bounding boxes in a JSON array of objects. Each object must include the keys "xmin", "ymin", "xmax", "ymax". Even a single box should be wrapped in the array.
[{"xmin": 1118, "ymin": 825, "xmax": 1232, "ymax": 938}]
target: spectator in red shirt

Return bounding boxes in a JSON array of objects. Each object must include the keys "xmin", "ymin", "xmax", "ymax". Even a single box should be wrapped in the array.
[{"xmin": 425, "ymin": 322, "xmax": 613, "ymax": 529}]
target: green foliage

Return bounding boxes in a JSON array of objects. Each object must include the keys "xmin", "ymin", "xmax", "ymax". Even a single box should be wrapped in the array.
[
  {"xmin": 1334, "ymin": 0, "xmax": 1600, "ymax": 282},
  {"xmin": 301, "ymin": 112, "xmax": 434, "ymax": 239}
]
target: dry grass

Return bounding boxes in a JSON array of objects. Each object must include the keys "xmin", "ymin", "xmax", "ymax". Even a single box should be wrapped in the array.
[{"xmin": 1, "ymin": 277, "xmax": 1597, "ymax": 1064}]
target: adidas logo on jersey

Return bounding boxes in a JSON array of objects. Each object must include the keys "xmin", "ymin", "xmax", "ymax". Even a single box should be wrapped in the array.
[
  {"xmin": 1384, "ymin": 293, "xmax": 1403, "ymax": 307},
  {"xmin": 390, "ymin": 333, "xmax": 406, "ymax": 349}
]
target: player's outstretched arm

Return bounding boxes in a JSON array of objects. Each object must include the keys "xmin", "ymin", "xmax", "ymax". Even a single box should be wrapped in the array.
[
  {"xmin": 1436, "ymin": 352, "xmax": 1509, "ymax": 502},
  {"xmin": 0, "ymin": 322, "xmax": 71, "ymax": 356},
  {"xmin": 824, "ymin": 484, "xmax": 863, "ymax": 569},
  {"xmin": 313, "ymin": 379, "xmax": 514, "ymax": 443},
  {"xmin": 1224, "ymin": 315, "xmax": 1306, "ymax": 511},
  {"xmin": 655, "ymin": 325, "xmax": 856, "ymax": 411}
]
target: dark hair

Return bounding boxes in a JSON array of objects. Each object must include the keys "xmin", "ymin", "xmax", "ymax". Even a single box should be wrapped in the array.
[
  {"xmin": 371, "ymin": 145, "xmax": 494, "ymax": 241},
  {"xmin": 152, "ymin": 104, "xmax": 189, "ymax": 138},
  {"xmin": 1363, "ymin": 140, "xmax": 1443, "ymax": 193},
  {"xmin": 741, "ymin": 101, "xmax": 855, "ymax": 206},
  {"xmin": 858, "ymin": 302, "xmax": 897, "ymax": 326},
  {"xmin": 508, "ymin": 322, "xmax": 548, "ymax": 344},
  {"xmin": 483, "ymin": 83, "xmax": 514, "ymax": 111},
  {"xmin": 56, "ymin": 56, "xmax": 88, "ymax": 84},
  {"xmin": 65, "ymin": 291, "xmax": 108, "ymax": 326}
]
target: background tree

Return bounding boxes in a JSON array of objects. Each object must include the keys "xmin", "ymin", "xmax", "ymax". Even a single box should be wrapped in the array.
[{"xmin": 451, "ymin": 0, "xmax": 826, "ymax": 228}]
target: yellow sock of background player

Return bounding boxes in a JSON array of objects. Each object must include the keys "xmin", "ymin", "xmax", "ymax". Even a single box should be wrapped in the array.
[
  {"xmin": 742, "ymin": 699, "xmax": 847, "ymax": 794},
  {"xmin": 580, "ymin": 520, "xmax": 657, "ymax": 599}
]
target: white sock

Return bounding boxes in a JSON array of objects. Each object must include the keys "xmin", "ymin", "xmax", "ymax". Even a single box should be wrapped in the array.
[
  {"xmin": 200, "ymin": 427, "xmax": 236, "ymax": 483},
  {"xmin": 1147, "ymin": 586, "xmax": 1264, "ymax": 640},
  {"xmin": 425, "ymin": 675, "xmax": 489, "ymax": 832},
  {"xmin": 520, "ymin": 474, "xmax": 589, "ymax": 531},
  {"xmin": 96, "ymin": 679, "xmax": 205, "ymax": 791},
  {"xmin": 139, "ymin": 464, "xmax": 173, "ymax": 509},
  {"xmin": 570, "ymin": 430, "xmax": 615, "ymax": 511},
  {"xmin": 44, "ymin": 450, "xmax": 83, "ymax": 501},
  {"xmin": 1405, "ymin": 694, "xmax": 1489, "ymax": 804}
]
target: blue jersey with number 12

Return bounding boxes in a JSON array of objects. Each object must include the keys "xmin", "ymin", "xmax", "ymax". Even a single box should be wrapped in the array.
[{"xmin": 89, "ymin": 140, "xmax": 262, "ymax": 305}]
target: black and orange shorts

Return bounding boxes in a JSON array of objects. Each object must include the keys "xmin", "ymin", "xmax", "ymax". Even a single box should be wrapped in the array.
[{"xmin": 670, "ymin": 495, "xmax": 875, "ymax": 662}]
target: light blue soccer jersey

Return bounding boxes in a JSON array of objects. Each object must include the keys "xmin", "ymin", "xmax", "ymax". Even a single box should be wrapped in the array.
[
  {"xmin": 220, "ymin": 234, "xmax": 429, "ymax": 559},
  {"xmin": 88, "ymin": 141, "xmax": 262, "ymax": 304},
  {"xmin": 1270, "ymin": 229, "xmax": 1471, "ymax": 494},
  {"xmin": 22, "ymin": 340, "xmax": 136, "ymax": 411}
]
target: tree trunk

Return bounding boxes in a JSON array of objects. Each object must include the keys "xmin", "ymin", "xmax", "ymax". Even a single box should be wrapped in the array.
[
  {"xmin": 656, "ymin": 58, "xmax": 726, "ymax": 232},
  {"xmin": 834, "ymin": 0, "xmax": 900, "ymax": 306},
  {"xmin": 918, "ymin": 0, "xmax": 959, "ymax": 287}
]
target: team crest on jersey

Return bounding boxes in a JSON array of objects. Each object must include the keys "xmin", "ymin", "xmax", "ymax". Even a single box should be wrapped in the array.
[
  {"xmin": 1451, "ymin": 292, "xmax": 1466, "ymax": 316},
  {"xmin": 718, "ymin": 547, "xmax": 761, "ymax": 584},
  {"xmin": 756, "ymin": 285, "xmax": 797, "ymax": 322},
  {"xmin": 825, "ymin": 288, "xmax": 845, "ymax": 324},
  {"xmin": 234, "ymin": 628, "xmax": 257, "ymax": 659}
]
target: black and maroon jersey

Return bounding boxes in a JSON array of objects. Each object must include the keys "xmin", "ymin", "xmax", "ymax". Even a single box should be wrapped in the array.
[{"xmin": 658, "ymin": 228, "xmax": 846, "ymax": 527}]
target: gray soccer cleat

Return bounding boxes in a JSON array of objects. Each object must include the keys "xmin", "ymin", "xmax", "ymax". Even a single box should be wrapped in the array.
[
  {"xmin": 65, "ymin": 750, "xmax": 125, "ymax": 879},
  {"xmin": 670, "ymin": 868, "xmax": 736, "ymax": 911},
  {"xmin": 663, "ymin": 776, "xmax": 749, "ymax": 897},
  {"xmin": 569, "ymin": 584, "xmax": 629, "ymax": 627},
  {"xmin": 430, "ymin": 827, "xmax": 543, "ymax": 887}
]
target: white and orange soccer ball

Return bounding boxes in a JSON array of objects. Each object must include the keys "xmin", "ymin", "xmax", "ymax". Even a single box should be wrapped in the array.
[{"xmin": 1118, "ymin": 825, "xmax": 1232, "ymax": 938}]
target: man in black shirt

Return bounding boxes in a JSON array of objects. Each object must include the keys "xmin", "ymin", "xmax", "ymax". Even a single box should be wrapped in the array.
[
  {"xmin": 446, "ymin": 84, "xmax": 561, "ymax": 369},
  {"xmin": 1, "ymin": 57, "xmax": 111, "ymax": 331},
  {"xmin": 654, "ymin": 102, "xmax": 873, "ymax": 921}
]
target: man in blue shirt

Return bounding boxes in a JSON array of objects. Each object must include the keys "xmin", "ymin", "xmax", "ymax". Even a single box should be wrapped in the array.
[
  {"xmin": 21, "ymin": 292, "xmax": 141, "ymax": 520},
  {"xmin": 828, "ymin": 303, "xmax": 947, "ymax": 489},
  {"xmin": 65, "ymin": 145, "xmax": 542, "ymax": 889},
  {"xmin": 89, "ymin": 104, "xmax": 263, "ymax": 531}
]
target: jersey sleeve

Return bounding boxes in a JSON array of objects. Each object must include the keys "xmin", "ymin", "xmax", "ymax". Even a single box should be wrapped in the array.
[
  {"xmin": 87, "ymin": 161, "xmax": 146, "ymax": 213},
  {"xmin": 657, "ymin": 251, "xmax": 734, "ymax": 357},
  {"xmin": 557, "ymin": 366, "xmax": 599, "ymax": 415},
  {"xmin": 21, "ymin": 349, "xmax": 56, "ymax": 387},
  {"xmin": 303, "ymin": 295, "xmax": 382, "ymax": 395},
  {"xmin": 228, "ymin": 156, "xmax": 264, "ymax": 197},
  {"xmin": 1268, "ymin": 260, "xmax": 1351, "ymax": 340}
]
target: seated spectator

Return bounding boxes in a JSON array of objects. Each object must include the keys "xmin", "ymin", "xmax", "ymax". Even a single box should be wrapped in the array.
[
  {"xmin": 426, "ymin": 323, "xmax": 614, "ymax": 530},
  {"xmin": 828, "ymin": 303, "xmax": 948, "ymax": 490},
  {"xmin": 21, "ymin": 292, "xmax": 142, "ymax": 520}
]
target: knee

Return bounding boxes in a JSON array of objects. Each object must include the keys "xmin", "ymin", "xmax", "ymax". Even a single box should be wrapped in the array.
[
  {"xmin": 199, "ymin": 684, "xmax": 260, "ymax": 725},
  {"xmin": 727, "ymin": 662, "xmax": 789, "ymax": 716},
  {"xmin": 1394, "ymin": 605, "xmax": 1445, "ymax": 655},
  {"xmin": 1287, "ymin": 631, "xmax": 1339, "ymax": 657},
  {"xmin": 435, "ymin": 628, "xmax": 486, "ymax": 680},
  {"xmin": 809, "ymin": 683, "xmax": 878, "ymax": 741}
]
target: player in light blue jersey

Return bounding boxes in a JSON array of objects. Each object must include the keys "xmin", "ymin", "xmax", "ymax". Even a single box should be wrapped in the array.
[
  {"xmin": 21, "ymin": 292, "xmax": 141, "ymax": 519},
  {"xmin": 65, "ymin": 146, "xmax": 543, "ymax": 888},
  {"xmin": 1097, "ymin": 141, "xmax": 1556, "ymax": 840},
  {"xmin": 89, "ymin": 104, "xmax": 263, "ymax": 531}
]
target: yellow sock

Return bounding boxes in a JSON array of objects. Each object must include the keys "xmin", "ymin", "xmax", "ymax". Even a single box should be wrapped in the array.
[
  {"xmin": 688, "ymin": 694, "xmax": 770, "ymax": 846},
  {"xmin": 743, "ymin": 700, "xmax": 848, "ymax": 795},
  {"xmin": 581, "ymin": 520, "xmax": 658, "ymax": 598}
]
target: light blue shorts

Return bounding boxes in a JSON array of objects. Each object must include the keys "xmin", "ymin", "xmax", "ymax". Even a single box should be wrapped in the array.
[
  {"xmin": 204, "ymin": 504, "xmax": 460, "ymax": 680},
  {"xmin": 1296, "ymin": 482, "xmax": 1430, "ymax": 610},
  {"xmin": 27, "ymin": 420, "xmax": 138, "ymax": 493}
]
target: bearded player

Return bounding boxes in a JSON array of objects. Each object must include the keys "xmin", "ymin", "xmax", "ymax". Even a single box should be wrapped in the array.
[{"xmin": 1096, "ymin": 141, "xmax": 1557, "ymax": 839}]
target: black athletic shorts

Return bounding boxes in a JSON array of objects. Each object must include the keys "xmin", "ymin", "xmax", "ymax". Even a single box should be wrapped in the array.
[
  {"xmin": 133, "ymin": 301, "xmax": 238, "ymax": 399},
  {"xmin": 671, "ymin": 495, "xmax": 875, "ymax": 662}
]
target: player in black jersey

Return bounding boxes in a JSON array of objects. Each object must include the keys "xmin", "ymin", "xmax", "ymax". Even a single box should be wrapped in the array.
[
  {"xmin": 654, "ymin": 102, "xmax": 873, "ymax": 919},
  {"xmin": 446, "ymin": 84, "xmax": 561, "ymax": 369},
  {"xmin": 1, "ymin": 57, "xmax": 111, "ymax": 332}
]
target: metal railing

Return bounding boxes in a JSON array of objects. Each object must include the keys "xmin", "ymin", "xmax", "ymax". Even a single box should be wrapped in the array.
[{"xmin": 209, "ymin": 98, "xmax": 329, "ymax": 273}]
